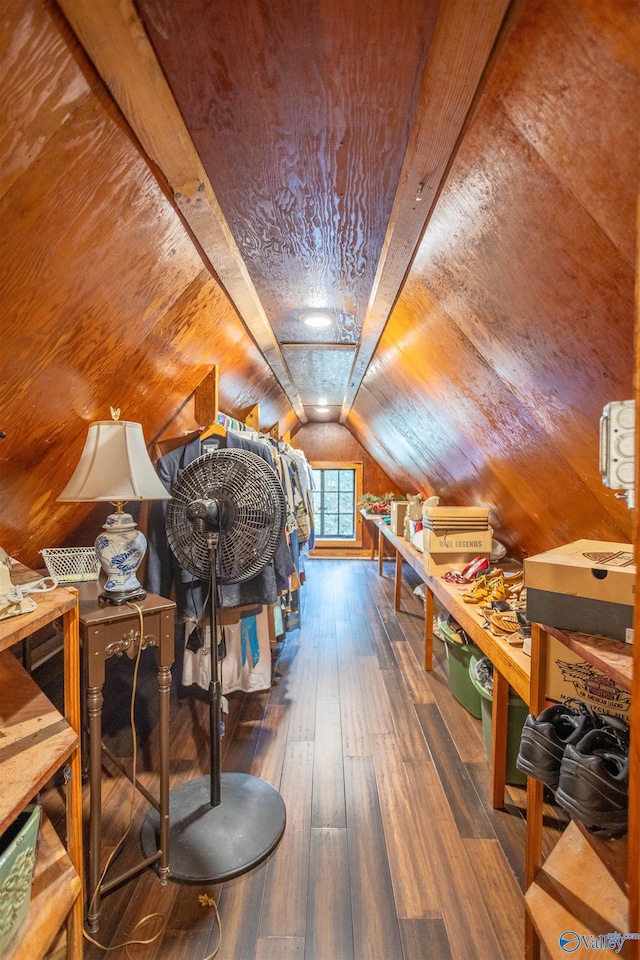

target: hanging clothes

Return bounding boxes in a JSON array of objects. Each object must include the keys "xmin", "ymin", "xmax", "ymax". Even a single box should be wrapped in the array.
[
  {"xmin": 145, "ymin": 432, "xmax": 296, "ymax": 621},
  {"xmin": 182, "ymin": 607, "xmax": 273, "ymax": 694}
]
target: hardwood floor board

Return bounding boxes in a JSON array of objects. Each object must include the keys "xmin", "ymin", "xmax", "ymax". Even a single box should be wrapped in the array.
[
  {"xmin": 312, "ymin": 698, "xmax": 346, "ymax": 828},
  {"xmin": 464, "ymin": 759, "xmax": 529, "ymax": 887},
  {"xmin": 214, "ymin": 861, "xmax": 269, "ymax": 960},
  {"xmin": 370, "ymin": 734, "xmax": 441, "ymax": 918},
  {"xmin": 269, "ymin": 634, "xmax": 305, "ymax": 706},
  {"xmin": 425, "ymin": 659, "xmax": 487, "ymax": 765},
  {"xmin": 398, "ymin": 918, "xmax": 453, "ymax": 960},
  {"xmin": 337, "ymin": 645, "xmax": 372, "ymax": 758},
  {"xmin": 305, "ymin": 828, "xmax": 354, "ymax": 960},
  {"xmin": 344, "ymin": 756, "xmax": 404, "ymax": 960},
  {"xmin": 394, "ymin": 604, "xmax": 427, "ymax": 651},
  {"xmin": 359, "ymin": 656, "xmax": 395, "ymax": 736},
  {"xmin": 367, "ymin": 612, "xmax": 400, "ymax": 668},
  {"xmin": 464, "ymin": 837, "xmax": 525, "ymax": 959},
  {"xmin": 250, "ymin": 702, "xmax": 290, "ymax": 789},
  {"xmin": 381, "ymin": 666, "xmax": 432, "ymax": 761},
  {"xmin": 390, "ymin": 640, "xmax": 435, "ymax": 704},
  {"xmin": 258, "ymin": 740, "xmax": 314, "ymax": 939},
  {"xmin": 313, "ymin": 631, "xmax": 340, "ymax": 705},
  {"xmin": 414, "ymin": 701, "xmax": 495, "ymax": 840},
  {"xmin": 282, "ymin": 641, "xmax": 318, "ymax": 742},
  {"xmin": 404, "ymin": 761, "xmax": 507, "ymax": 960},
  {"xmin": 255, "ymin": 936, "xmax": 305, "ymax": 959}
]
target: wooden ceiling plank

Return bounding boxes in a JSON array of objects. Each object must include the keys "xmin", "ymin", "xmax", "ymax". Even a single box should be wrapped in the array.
[
  {"xmin": 55, "ymin": 0, "xmax": 306, "ymax": 422},
  {"xmin": 341, "ymin": 0, "xmax": 512, "ymax": 422}
]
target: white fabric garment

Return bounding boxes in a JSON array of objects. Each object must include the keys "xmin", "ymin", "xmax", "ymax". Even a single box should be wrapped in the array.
[{"xmin": 182, "ymin": 607, "xmax": 272, "ymax": 694}]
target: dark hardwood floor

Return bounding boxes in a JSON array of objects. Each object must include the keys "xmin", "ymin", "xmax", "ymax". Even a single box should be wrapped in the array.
[{"xmin": 43, "ymin": 557, "xmax": 566, "ymax": 959}]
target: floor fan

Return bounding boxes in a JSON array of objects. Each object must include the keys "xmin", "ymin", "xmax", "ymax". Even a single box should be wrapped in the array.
[{"xmin": 141, "ymin": 448, "xmax": 287, "ymax": 883}]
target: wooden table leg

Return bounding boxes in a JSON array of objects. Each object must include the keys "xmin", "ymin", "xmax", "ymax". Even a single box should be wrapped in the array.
[
  {"xmin": 377, "ymin": 528, "xmax": 384, "ymax": 576},
  {"xmin": 424, "ymin": 587, "xmax": 434, "ymax": 671},
  {"xmin": 490, "ymin": 669, "xmax": 509, "ymax": 809},
  {"xmin": 157, "ymin": 608, "xmax": 174, "ymax": 883},
  {"xmin": 394, "ymin": 549, "xmax": 402, "ymax": 610},
  {"xmin": 87, "ymin": 681, "xmax": 104, "ymax": 932}
]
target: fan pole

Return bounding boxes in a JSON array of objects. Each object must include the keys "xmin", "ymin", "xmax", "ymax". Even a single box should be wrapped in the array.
[{"xmin": 208, "ymin": 533, "xmax": 221, "ymax": 807}]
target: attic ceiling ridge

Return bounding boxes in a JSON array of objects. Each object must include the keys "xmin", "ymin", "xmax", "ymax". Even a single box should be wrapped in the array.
[{"xmin": 55, "ymin": 0, "xmax": 306, "ymax": 424}]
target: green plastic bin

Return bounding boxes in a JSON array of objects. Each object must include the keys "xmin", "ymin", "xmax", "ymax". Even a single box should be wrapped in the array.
[
  {"xmin": 469, "ymin": 654, "xmax": 528, "ymax": 786},
  {"xmin": 440, "ymin": 617, "xmax": 482, "ymax": 720}
]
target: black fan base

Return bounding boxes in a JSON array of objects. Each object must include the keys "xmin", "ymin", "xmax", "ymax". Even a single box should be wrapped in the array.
[{"xmin": 140, "ymin": 772, "xmax": 286, "ymax": 884}]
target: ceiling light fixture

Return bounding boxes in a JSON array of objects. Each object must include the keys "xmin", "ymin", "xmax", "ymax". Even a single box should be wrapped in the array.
[
  {"xmin": 317, "ymin": 397, "xmax": 328, "ymax": 405},
  {"xmin": 301, "ymin": 310, "xmax": 332, "ymax": 328}
]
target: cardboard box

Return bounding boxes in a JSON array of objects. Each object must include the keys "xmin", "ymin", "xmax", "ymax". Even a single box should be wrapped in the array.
[
  {"xmin": 545, "ymin": 634, "xmax": 631, "ymax": 722},
  {"xmin": 423, "ymin": 505, "xmax": 490, "ymax": 522},
  {"xmin": 390, "ymin": 501, "xmax": 408, "ymax": 536},
  {"xmin": 422, "ymin": 528, "xmax": 493, "ymax": 555},
  {"xmin": 524, "ymin": 540, "xmax": 635, "ymax": 643}
]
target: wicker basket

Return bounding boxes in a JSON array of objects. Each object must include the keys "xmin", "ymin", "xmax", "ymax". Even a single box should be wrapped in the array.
[{"xmin": 41, "ymin": 546, "xmax": 100, "ymax": 583}]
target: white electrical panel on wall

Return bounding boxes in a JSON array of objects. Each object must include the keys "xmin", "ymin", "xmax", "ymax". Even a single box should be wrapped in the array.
[{"xmin": 599, "ymin": 399, "xmax": 635, "ymax": 508}]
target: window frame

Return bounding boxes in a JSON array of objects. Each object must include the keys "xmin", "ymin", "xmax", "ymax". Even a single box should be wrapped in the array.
[{"xmin": 310, "ymin": 460, "xmax": 363, "ymax": 548}]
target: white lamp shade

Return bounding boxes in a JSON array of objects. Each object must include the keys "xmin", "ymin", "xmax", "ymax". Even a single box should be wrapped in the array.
[{"xmin": 58, "ymin": 420, "xmax": 170, "ymax": 503}]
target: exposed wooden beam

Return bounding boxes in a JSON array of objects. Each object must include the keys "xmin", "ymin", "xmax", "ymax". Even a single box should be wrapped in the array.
[
  {"xmin": 341, "ymin": 0, "xmax": 512, "ymax": 422},
  {"xmin": 55, "ymin": 0, "xmax": 306, "ymax": 423}
]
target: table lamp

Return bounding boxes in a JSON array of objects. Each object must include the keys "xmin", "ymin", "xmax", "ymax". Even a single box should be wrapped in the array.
[{"xmin": 58, "ymin": 415, "xmax": 170, "ymax": 604}]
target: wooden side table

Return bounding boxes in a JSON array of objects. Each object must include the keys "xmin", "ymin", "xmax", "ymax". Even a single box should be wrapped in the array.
[{"xmin": 77, "ymin": 584, "xmax": 175, "ymax": 932}]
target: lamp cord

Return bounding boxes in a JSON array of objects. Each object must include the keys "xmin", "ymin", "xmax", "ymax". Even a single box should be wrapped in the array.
[{"xmin": 81, "ymin": 602, "xmax": 222, "ymax": 959}]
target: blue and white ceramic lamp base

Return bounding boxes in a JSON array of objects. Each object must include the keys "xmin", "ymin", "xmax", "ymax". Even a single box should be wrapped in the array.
[{"xmin": 95, "ymin": 511, "xmax": 147, "ymax": 600}]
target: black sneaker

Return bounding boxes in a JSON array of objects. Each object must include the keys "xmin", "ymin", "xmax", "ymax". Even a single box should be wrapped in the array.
[
  {"xmin": 516, "ymin": 699, "xmax": 600, "ymax": 788},
  {"xmin": 555, "ymin": 724, "xmax": 629, "ymax": 838}
]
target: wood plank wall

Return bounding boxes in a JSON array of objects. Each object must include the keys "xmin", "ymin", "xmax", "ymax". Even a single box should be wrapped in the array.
[
  {"xmin": 348, "ymin": 0, "xmax": 638, "ymax": 561},
  {"xmin": 0, "ymin": 0, "xmax": 294, "ymax": 569}
]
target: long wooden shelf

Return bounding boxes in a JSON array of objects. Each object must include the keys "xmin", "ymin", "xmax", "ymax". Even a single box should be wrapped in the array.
[
  {"xmin": 0, "ymin": 649, "xmax": 78, "ymax": 833},
  {"xmin": 0, "ymin": 566, "xmax": 83, "ymax": 960},
  {"xmin": 525, "ymin": 821, "xmax": 630, "ymax": 959}
]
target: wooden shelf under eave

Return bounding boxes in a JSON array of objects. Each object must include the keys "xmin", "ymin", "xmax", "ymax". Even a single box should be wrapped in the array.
[
  {"xmin": 5, "ymin": 813, "xmax": 82, "ymax": 960},
  {"xmin": 0, "ymin": 649, "xmax": 78, "ymax": 833},
  {"xmin": 526, "ymin": 821, "xmax": 630, "ymax": 959}
]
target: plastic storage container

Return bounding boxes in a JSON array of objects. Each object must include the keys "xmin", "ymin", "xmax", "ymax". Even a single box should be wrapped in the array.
[
  {"xmin": 0, "ymin": 803, "xmax": 41, "ymax": 954},
  {"xmin": 469, "ymin": 654, "xmax": 528, "ymax": 786},
  {"xmin": 439, "ymin": 616, "xmax": 482, "ymax": 719}
]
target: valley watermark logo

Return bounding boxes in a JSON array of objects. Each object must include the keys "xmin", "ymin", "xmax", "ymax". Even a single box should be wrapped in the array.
[{"xmin": 559, "ymin": 930, "xmax": 640, "ymax": 953}]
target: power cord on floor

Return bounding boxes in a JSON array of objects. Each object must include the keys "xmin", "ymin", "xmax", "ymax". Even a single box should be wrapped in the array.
[{"xmin": 81, "ymin": 602, "xmax": 222, "ymax": 959}]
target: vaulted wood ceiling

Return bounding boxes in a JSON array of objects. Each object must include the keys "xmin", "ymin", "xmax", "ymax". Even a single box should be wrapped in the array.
[
  {"xmin": 55, "ymin": 0, "xmax": 511, "ymax": 423},
  {"xmin": 0, "ymin": 0, "xmax": 637, "ymax": 568}
]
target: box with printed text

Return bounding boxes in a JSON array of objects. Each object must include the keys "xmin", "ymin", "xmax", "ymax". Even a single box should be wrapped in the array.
[{"xmin": 525, "ymin": 540, "xmax": 635, "ymax": 643}]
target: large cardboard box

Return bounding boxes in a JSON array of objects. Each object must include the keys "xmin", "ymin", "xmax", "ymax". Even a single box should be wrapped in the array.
[
  {"xmin": 525, "ymin": 540, "xmax": 635, "ymax": 643},
  {"xmin": 422, "ymin": 528, "xmax": 493, "ymax": 555},
  {"xmin": 390, "ymin": 501, "xmax": 408, "ymax": 536}
]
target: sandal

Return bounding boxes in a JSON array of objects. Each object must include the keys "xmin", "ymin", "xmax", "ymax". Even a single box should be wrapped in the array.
[
  {"xmin": 461, "ymin": 575, "xmax": 492, "ymax": 603},
  {"xmin": 443, "ymin": 555, "xmax": 490, "ymax": 584}
]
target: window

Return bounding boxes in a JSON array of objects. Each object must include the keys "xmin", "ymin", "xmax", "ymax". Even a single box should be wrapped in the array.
[{"xmin": 311, "ymin": 461, "xmax": 363, "ymax": 546}]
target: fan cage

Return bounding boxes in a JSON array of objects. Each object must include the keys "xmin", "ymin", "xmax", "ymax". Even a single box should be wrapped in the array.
[{"xmin": 166, "ymin": 449, "xmax": 286, "ymax": 585}]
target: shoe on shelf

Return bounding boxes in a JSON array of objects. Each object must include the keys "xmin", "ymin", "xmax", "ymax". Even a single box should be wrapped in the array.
[
  {"xmin": 555, "ymin": 725, "xmax": 630, "ymax": 839},
  {"xmin": 443, "ymin": 556, "xmax": 490, "ymax": 584},
  {"xmin": 515, "ymin": 699, "xmax": 601, "ymax": 788}
]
